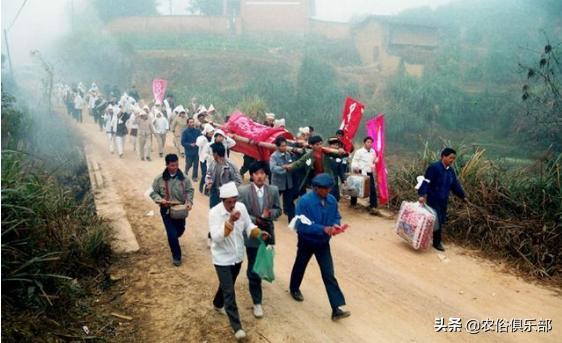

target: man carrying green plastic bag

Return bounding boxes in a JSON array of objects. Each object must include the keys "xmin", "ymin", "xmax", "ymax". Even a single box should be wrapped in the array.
[
  {"xmin": 253, "ymin": 237, "xmax": 275, "ymax": 282},
  {"xmin": 238, "ymin": 161, "xmax": 282, "ymax": 319}
]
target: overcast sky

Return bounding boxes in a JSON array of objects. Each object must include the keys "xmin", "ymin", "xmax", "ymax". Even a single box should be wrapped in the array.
[{"xmin": 2, "ymin": 0, "xmax": 453, "ymax": 65}]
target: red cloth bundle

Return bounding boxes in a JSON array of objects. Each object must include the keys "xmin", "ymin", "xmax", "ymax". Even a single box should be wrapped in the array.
[{"xmin": 222, "ymin": 112, "xmax": 294, "ymax": 161}]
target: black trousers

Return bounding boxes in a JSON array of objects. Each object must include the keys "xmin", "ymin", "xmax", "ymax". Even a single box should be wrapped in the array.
[
  {"xmin": 185, "ymin": 154, "xmax": 199, "ymax": 180},
  {"xmin": 213, "ymin": 263, "xmax": 243, "ymax": 332},
  {"xmin": 246, "ymin": 246, "xmax": 262, "ymax": 305},
  {"xmin": 428, "ymin": 200, "xmax": 447, "ymax": 246},
  {"xmin": 289, "ymin": 239, "xmax": 346, "ymax": 311},
  {"xmin": 280, "ymin": 188, "xmax": 295, "ymax": 222},
  {"xmin": 240, "ymin": 155, "xmax": 256, "ymax": 177},
  {"xmin": 199, "ymin": 161, "xmax": 207, "ymax": 193},
  {"xmin": 350, "ymin": 172, "xmax": 377, "ymax": 208}
]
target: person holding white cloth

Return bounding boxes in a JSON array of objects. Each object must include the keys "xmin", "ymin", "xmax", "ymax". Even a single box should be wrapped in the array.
[{"xmin": 349, "ymin": 136, "xmax": 379, "ymax": 215}]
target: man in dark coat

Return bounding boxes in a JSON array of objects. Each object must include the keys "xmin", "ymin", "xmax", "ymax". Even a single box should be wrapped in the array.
[
  {"xmin": 289, "ymin": 173, "xmax": 350, "ymax": 321},
  {"xmin": 181, "ymin": 117, "xmax": 202, "ymax": 182},
  {"xmin": 237, "ymin": 162, "xmax": 281, "ymax": 318},
  {"xmin": 418, "ymin": 147, "xmax": 468, "ymax": 251}
]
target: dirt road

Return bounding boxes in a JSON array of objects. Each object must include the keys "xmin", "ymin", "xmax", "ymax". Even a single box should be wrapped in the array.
[{"xmin": 76, "ymin": 115, "xmax": 561, "ymax": 342}]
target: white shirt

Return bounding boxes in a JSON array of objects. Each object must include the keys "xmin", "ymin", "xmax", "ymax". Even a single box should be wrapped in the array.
[
  {"xmin": 88, "ymin": 96, "xmax": 97, "ymax": 109},
  {"xmin": 127, "ymin": 113, "xmax": 138, "ymax": 129},
  {"xmin": 209, "ymin": 202, "xmax": 256, "ymax": 266},
  {"xmin": 196, "ymin": 135, "xmax": 211, "ymax": 162},
  {"xmin": 164, "ymin": 99, "xmax": 173, "ymax": 119},
  {"xmin": 103, "ymin": 113, "xmax": 114, "ymax": 133},
  {"xmin": 253, "ymin": 184, "xmax": 265, "ymax": 198},
  {"xmin": 351, "ymin": 147, "xmax": 378, "ymax": 175},
  {"xmin": 153, "ymin": 116, "xmax": 169, "ymax": 134},
  {"xmin": 201, "ymin": 133, "xmax": 237, "ymax": 165},
  {"xmin": 73, "ymin": 94, "xmax": 84, "ymax": 109}
]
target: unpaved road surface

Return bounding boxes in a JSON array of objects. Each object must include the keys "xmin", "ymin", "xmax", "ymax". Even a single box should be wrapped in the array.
[{"xmin": 76, "ymin": 114, "xmax": 561, "ymax": 343}]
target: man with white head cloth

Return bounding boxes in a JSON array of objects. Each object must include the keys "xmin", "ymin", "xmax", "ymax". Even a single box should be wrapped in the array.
[
  {"xmin": 153, "ymin": 110, "xmax": 169, "ymax": 158},
  {"xmin": 171, "ymin": 106, "xmax": 188, "ymax": 157},
  {"xmin": 127, "ymin": 107, "xmax": 140, "ymax": 152},
  {"xmin": 196, "ymin": 123, "xmax": 215, "ymax": 193},
  {"xmin": 136, "ymin": 106, "xmax": 156, "ymax": 161},
  {"xmin": 208, "ymin": 181, "xmax": 270, "ymax": 341},
  {"xmin": 103, "ymin": 105, "xmax": 116, "ymax": 154},
  {"xmin": 264, "ymin": 113, "xmax": 275, "ymax": 127}
]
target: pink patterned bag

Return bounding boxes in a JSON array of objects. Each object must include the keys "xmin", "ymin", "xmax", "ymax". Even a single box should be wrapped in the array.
[{"xmin": 395, "ymin": 201, "xmax": 437, "ymax": 250}]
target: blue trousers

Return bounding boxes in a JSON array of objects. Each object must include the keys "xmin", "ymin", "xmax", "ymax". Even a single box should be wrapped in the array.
[
  {"xmin": 160, "ymin": 207, "xmax": 186, "ymax": 261},
  {"xmin": 289, "ymin": 239, "xmax": 346, "ymax": 311}
]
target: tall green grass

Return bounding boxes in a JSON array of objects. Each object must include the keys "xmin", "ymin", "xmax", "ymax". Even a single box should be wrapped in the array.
[
  {"xmin": 389, "ymin": 143, "xmax": 562, "ymax": 284},
  {"xmin": 1, "ymin": 89, "xmax": 113, "ymax": 341}
]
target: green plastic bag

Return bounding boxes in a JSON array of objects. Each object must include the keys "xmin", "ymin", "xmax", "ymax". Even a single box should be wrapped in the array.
[{"xmin": 252, "ymin": 239, "xmax": 275, "ymax": 283}]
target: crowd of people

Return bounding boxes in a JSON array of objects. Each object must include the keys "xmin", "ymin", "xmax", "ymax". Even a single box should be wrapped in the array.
[{"xmin": 58, "ymin": 81, "xmax": 466, "ymax": 341}]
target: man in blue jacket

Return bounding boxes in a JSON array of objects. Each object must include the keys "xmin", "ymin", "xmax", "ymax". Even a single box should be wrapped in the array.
[
  {"xmin": 418, "ymin": 147, "xmax": 468, "ymax": 251},
  {"xmin": 181, "ymin": 117, "xmax": 202, "ymax": 182},
  {"xmin": 289, "ymin": 173, "xmax": 350, "ymax": 321}
]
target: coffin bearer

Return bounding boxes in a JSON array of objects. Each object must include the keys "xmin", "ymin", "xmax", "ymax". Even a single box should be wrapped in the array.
[
  {"xmin": 289, "ymin": 173, "xmax": 350, "ymax": 321},
  {"xmin": 286, "ymin": 135, "xmax": 345, "ymax": 199},
  {"xmin": 418, "ymin": 147, "xmax": 468, "ymax": 251},
  {"xmin": 269, "ymin": 136, "xmax": 296, "ymax": 222},
  {"xmin": 237, "ymin": 162, "xmax": 281, "ymax": 318},
  {"xmin": 150, "ymin": 154, "xmax": 194, "ymax": 266}
]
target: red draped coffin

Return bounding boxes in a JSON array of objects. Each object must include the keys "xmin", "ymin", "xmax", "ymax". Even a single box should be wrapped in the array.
[{"xmin": 222, "ymin": 112, "xmax": 294, "ymax": 161}]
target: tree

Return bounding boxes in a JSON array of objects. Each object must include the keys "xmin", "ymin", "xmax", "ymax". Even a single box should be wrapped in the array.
[
  {"xmin": 520, "ymin": 39, "xmax": 562, "ymax": 152},
  {"xmin": 92, "ymin": 0, "xmax": 157, "ymax": 22}
]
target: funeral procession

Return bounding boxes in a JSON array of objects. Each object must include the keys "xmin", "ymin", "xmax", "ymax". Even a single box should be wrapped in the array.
[{"xmin": 1, "ymin": 0, "xmax": 561, "ymax": 342}]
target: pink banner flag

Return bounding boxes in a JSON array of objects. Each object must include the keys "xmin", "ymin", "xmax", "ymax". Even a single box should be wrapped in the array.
[
  {"xmin": 366, "ymin": 114, "xmax": 389, "ymax": 205},
  {"xmin": 339, "ymin": 97, "xmax": 364, "ymax": 153},
  {"xmin": 152, "ymin": 79, "xmax": 167, "ymax": 103}
]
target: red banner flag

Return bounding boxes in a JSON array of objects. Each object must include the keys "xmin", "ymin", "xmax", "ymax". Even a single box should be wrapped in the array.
[
  {"xmin": 222, "ymin": 112, "xmax": 293, "ymax": 161},
  {"xmin": 152, "ymin": 79, "xmax": 167, "ymax": 103},
  {"xmin": 366, "ymin": 114, "xmax": 389, "ymax": 205},
  {"xmin": 339, "ymin": 97, "xmax": 364, "ymax": 152}
]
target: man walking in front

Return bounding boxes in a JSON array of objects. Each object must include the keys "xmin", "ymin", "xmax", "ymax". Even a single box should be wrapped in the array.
[
  {"xmin": 238, "ymin": 162, "xmax": 281, "ymax": 318},
  {"xmin": 209, "ymin": 182, "xmax": 269, "ymax": 341},
  {"xmin": 150, "ymin": 154, "xmax": 194, "ymax": 266},
  {"xmin": 289, "ymin": 173, "xmax": 350, "ymax": 321},
  {"xmin": 418, "ymin": 147, "xmax": 468, "ymax": 251}
]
